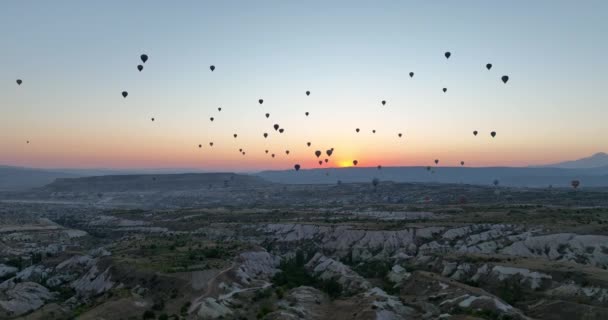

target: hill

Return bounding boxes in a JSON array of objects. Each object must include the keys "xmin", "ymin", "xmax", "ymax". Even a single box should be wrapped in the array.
[
  {"xmin": 257, "ymin": 166, "xmax": 608, "ymax": 187},
  {"xmin": 542, "ymin": 152, "xmax": 608, "ymax": 169},
  {"xmin": 38, "ymin": 172, "xmax": 270, "ymax": 193},
  {"xmin": 0, "ymin": 166, "xmax": 80, "ymax": 191}
]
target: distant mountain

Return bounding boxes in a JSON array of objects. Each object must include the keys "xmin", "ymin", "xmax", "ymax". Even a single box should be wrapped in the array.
[
  {"xmin": 0, "ymin": 166, "xmax": 80, "ymax": 191},
  {"xmin": 257, "ymin": 166, "xmax": 608, "ymax": 187},
  {"xmin": 542, "ymin": 152, "xmax": 608, "ymax": 169}
]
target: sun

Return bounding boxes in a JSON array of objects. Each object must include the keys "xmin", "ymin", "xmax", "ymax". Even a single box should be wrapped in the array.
[{"xmin": 337, "ymin": 160, "xmax": 352, "ymax": 168}]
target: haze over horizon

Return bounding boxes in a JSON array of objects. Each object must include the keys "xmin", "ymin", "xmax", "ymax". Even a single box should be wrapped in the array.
[{"xmin": 2, "ymin": 1, "xmax": 607, "ymax": 171}]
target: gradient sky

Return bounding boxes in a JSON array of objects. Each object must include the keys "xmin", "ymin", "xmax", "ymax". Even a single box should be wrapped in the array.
[{"xmin": 1, "ymin": 1, "xmax": 607, "ymax": 171}]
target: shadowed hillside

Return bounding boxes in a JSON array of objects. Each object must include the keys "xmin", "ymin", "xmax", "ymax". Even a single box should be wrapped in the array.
[{"xmin": 38, "ymin": 173, "xmax": 271, "ymax": 192}]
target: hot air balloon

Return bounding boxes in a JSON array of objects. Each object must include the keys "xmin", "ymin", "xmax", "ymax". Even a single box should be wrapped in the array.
[
  {"xmin": 315, "ymin": 150, "xmax": 322, "ymax": 158},
  {"xmin": 305, "ymin": 112, "xmax": 309, "ymax": 116},
  {"xmin": 218, "ymin": 107, "xmax": 222, "ymax": 111},
  {"xmin": 409, "ymin": 72, "xmax": 414, "ymax": 78},
  {"xmin": 140, "ymin": 54, "xmax": 148, "ymax": 63},
  {"xmin": 372, "ymin": 130, "xmax": 376, "ymax": 134},
  {"xmin": 306, "ymin": 91, "xmax": 310, "ymax": 96},
  {"xmin": 242, "ymin": 152, "xmax": 246, "ymax": 155},
  {"xmin": 259, "ymin": 99, "xmax": 264, "ymax": 105},
  {"xmin": 265, "ymin": 113, "xmax": 270, "ymax": 119},
  {"xmin": 26, "ymin": 140, "xmax": 29, "ymax": 144},
  {"xmin": 473, "ymin": 130, "xmax": 478, "ymax": 136},
  {"xmin": 209, "ymin": 142, "xmax": 214, "ymax": 146},
  {"xmin": 122, "ymin": 91, "xmax": 128, "ymax": 98},
  {"xmin": 377, "ymin": 165, "xmax": 382, "ymax": 170},
  {"xmin": 151, "ymin": 117, "xmax": 155, "ymax": 122},
  {"xmin": 198, "ymin": 144, "xmax": 202, "ymax": 148},
  {"xmin": 398, "ymin": 133, "xmax": 402, "ymax": 138},
  {"xmin": 444, "ymin": 51, "xmax": 451, "ymax": 59},
  {"xmin": 326, "ymin": 150, "xmax": 333, "ymax": 157},
  {"xmin": 435, "ymin": 159, "xmax": 439, "ymax": 165},
  {"xmin": 210, "ymin": 65, "xmax": 215, "ymax": 72},
  {"xmin": 16, "ymin": 79, "xmax": 22, "ymax": 85},
  {"xmin": 279, "ymin": 128, "xmax": 284, "ymax": 133},
  {"xmin": 294, "ymin": 164, "xmax": 301, "ymax": 171},
  {"xmin": 461, "ymin": 161, "xmax": 465, "ymax": 166},
  {"xmin": 571, "ymin": 180, "xmax": 580, "ymax": 189},
  {"xmin": 210, "ymin": 117, "xmax": 214, "ymax": 122},
  {"xmin": 239, "ymin": 148, "xmax": 243, "ymax": 152},
  {"xmin": 381, "ymin": 100, "xmax": 386, "ymax": 106},
  {"xmin": 285, "ymin": 150, "xmax": 290, "ymax": 155},
  {"xmin": 491, "ymin": 131, "xmax": 496, "ymax": 138},
  {"xmin": 306, "ymin": 142, "xmax": 311, "ymax": 147},
  {"xmin": 324, "ymin": 159, "xmax": 328, "ymax": 163},
  {"xmin": 486, "ymin": 63, "xmax": 492, "ymax": 70},
  {"xmin": 318, "ymin": 160, "xmax": 323, "ymax": 165},
  {"xmin": 353, "ymin": 160, "xmax": 358, "ymax": 166},
  {"xmin": 501, "ymin": 75, "xmax": 509, "ymax": 84},
  {"xmin": 263, "ymin": 133, "xmax": 268, "ymax": 138},
  {"xmin": 137, "ymin": 65, "xmax": 143, "ymax": 72},
  {"xmin": 443, "ymin": 88, "xmax": 447, "ymax": 93},
  {"xmin": 273, "ymin": 124, "xmax": 279, "ymax": 131},
  {"xmin": 233, "ymin": 134, "xmax": 237, "ymax": 138},
  {"xmin": 271, "ymin": 154, "xmax": 275, "ymax": 158},
  {"xmin": 356, "ymin": 128, "xmax": 360, "ymax": 133},
  {"xmin": 265, "ymin": 150, "xmax": 269, "ymax": 154}
]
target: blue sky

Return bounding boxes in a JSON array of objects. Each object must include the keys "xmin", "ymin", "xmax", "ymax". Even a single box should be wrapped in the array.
[{"xmin": 1, "ymin": 1, "xmax": 607, "ymax": 169}]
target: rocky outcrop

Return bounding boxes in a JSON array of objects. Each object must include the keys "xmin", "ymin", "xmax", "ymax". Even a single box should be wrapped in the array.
[
  {"xmin": 235, "ymin": 250, "xmax": 280, "ymax": 284},
  {"xmin": 501, "ymin": 234, "xmax": 608, "ymax": 268},
  {"xmin": 305, "ymin": 253, "xmax": 371, "ymax": 294},
  {"xmin": 71, "ymin": 264, "xmax": 113, "ymax": 295},
  {"xmin": 0, "ymin": 280, "xmax": 55, "ymax": 316}
]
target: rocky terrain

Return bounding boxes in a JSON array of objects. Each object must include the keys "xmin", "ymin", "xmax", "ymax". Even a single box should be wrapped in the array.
[{"xmin": 1, "ymin": 176, "xmax": 608, "ymax": 319}]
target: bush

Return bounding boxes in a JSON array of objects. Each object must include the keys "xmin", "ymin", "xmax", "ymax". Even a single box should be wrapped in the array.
[{"xmin": 142, "ymin": 310, "xmax": 155, "ymax": 319}]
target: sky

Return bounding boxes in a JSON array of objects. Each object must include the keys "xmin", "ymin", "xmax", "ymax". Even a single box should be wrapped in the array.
[{"xmin": 1, "ymin": 1, "xmax": 607, "ymax": 171}]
